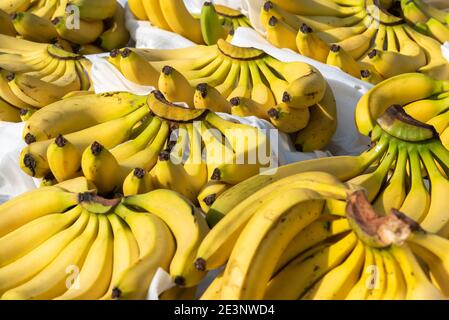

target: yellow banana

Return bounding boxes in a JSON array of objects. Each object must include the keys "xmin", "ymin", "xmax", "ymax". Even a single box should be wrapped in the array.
[
  {"xmin": 268, "ymin": 102, "xmax": 311, "ymax": 133},
  {"xmin": 326, "ymin": 44, "xmax": 361, "ymax": 78},
  {"xmin": 142, "ymin": 0, "xmax": 170, "ymax": 30},
  {"xmin": 2, "ymin": 213, "xmax": 99, "ymax": 300},
  {"xmin": 111, "ymin": 207, "xmax": 175, "ymax": 300},
  {"xmin": 0, "ymin": 97, "xmax": 20, "ymax": 122},
  {"xmin": 197, "ymin": 180, "xmax": 230, "ymax": 213},
  {"xmin": 120, "ymin": 48, "xmax": 159, "ymax": 86},
  {"xmin": 122, "ymin": 189, "xmax": 210, "ymax": 287},
  {"xmin": 55, "ymin": 215, "xmax": 113, "ymax": 299},
  {"xmin": 194, "ymin": 83, "xmax": 232, "ymax": 113},
  {"xmin": 52, "ymin": 15, "xmax": 104, "ymax": 45},
  {"xmin": 158, "ymin": 65, "xmax": 195, "ymax": 105},
  {"xmin": 122, "ymin": 168, "xmax": 154, "ymax": 196},
  {"xmin": 296, "ymin": 23, "xmax": 330, "ymax": 63},
  {"xmin": 128, "ymin": 0, "xmax": 147, "ymax": 20},
  {"xmin": 46, "ymin": 135, "xmax": 81, "ymax": 182}
]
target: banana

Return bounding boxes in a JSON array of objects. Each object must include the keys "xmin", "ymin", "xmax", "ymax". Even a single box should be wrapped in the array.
[
  {"xmin": 408, "ymin": 231, "xmax": 449, "ymax": 296},
  {"xmin": 122, "ymin": 189, "xmax": 210, "ymax": 287},
  {"xmin": 302, "ymin": 241, "xmax": 365, "ymax": 300},
  {"xmin": 296, "ymin": 23, "xmax": 330, "ymax": 63},
  {"xmin": 335, "ymin": 17, "xmax": 378, "ymax": 60},
  {"xmin": 326, "ymin": 44, "xmax": 361, "ymax": 78},
  {"xmin": 151, "ymin": 150, "xmax": 198, "ymax": 203},
  {"xmin": 380, "ymin": 249, "xmax": 407, "ymax": 299},
  {"xmin": 298, "ymin": 10, "xmax": 367, "ymax": 32},
  {"xmin": 0, "ymin": 205, "xmax": 81, "ymax": 268},
  {"xmin": 368, "ymin": 25, "xmax": 427, "ymax": 78},
  {"xmin": 215, "ymin": 60, "xmax": 240, "ymax": 98},
  {"xmin": 52, "ymin": 15, "xmax": 104, "ymax": 45},
  {"xmin": 109, "ymin": 209, "xmax": 172, "ymax": 300},
  {"xmin": 390, "ymin": 244, "xmax": 445, "ymax": 300},
  {"xmin": 120, "ymin": 48, "xmax": 159, "ymax": 86},
  {"xmin": 68, "ymin": 0, "xmax": 116, "ymax": 21},
  {"xmin": 345, "ymin": 246, "xmax": 376, "ymax": 299},
  {"xmin": 160, "ymin": 0, "xmax": 204, "ymax": 44},
  {"xmin": 141, "ymin": 0, "xmax": 170, "ymax": 30},
  {"xmin": 0, "ymin": 70, "xmax": 31, "ymax": 108},
  {"xmin": 178, "ymin": 54, "xmax": 224, "ymax": 82},
  {"xmin": 355, "ymin": 73, "xmax": 449, "ymax": 136},
  {"xmin": 264, "ymin": 16, "xmax": 297, "ymax": 51},
  {"xmin": 408, "ymin": 242, "xmax": 449, "ymax": 296},
  {"xmin": 108, "ymin": 49, "xmax": 122, "ymax": 70},
  {"xmin": 200, "ymin": 121, "xmax": 234, "ymax": 180},
  {"xmin": 97, "ymin": 3, "xmax": 130, "ymax": 51},
  {"xmin": 122, "ymin": 168, "xmax": 154, "ymax": 196},
  {"xmin": 30, "ymin": 0, "xmax": 58, "ymax": 20},
  {"xmin": 118, "ymin": 120, "xmax": 169, "ymax": 173},
  {"xmin": 260, "ymin": 0, "xmax": 302, "ymax": 30},
  {"xmin": 197, "ymin": 180, "xmax": 230, "ymax": 213},
  {"xmin": 195, "ymin": 172, "xmax": 350, "ymax": 271},
  {"xmin": 295, "ymin": 84, "xmax": 337, "ymax": 151},
  {"xmin": 2, "ymin": 213, "xmax": 98, "ymax": 300},
  {"xmin": 265, "ymin": 232, "xmax": 357, "ymax": 299},
  {"xmin": 24, "ymin": 92, "xmax": 145, "ymax": 142},
  {"xmin": 248, "ymin": 60, "xmax": 275, "ymax": 110},
  {"xmin": 12, "ymin": 12, "xmax": 57, "ymax": 43},
  {"xmin": 427, "ymin": 110, "xmax": 449, "ymax": 134},
  {"xmin": 402, "ymin": 0, "xmax": 429, "ymax": 25},
  {"xmin": 348, "ymin": 141, "xmax": 398, "ymax": 202},
  {"xmin": 0, "ymin": 186, "xmax": 78, "ymax": 238},
  {"xmin": 200, "ymin": 2, "xmax": 227, "ymax": 46},
  {"xmin": 316, "ymin": 16, "xmax": 369, "ymax": 43},
  {"xmin": 425, "ymin": 17, "xmax": 449, "ymax": 43},
  {"xmin": 183, "ymin": 123, "xmax": 208, "ymax": 197},
  {"xmin": 360, "ymin": 69, "xmax": 384, "ymax": 85},
  {"xmin": 158, "ymin": 66, "xmax": 195, "ymax": 105},
  {"xmin": 225, "ymin": 60, "xmax": 251, "ymax": 99},
  {"xmin": 81, "ymin": 141, "xmax": 123, "ymax": 195},
  {"xmin": 0, "ymin": 0, "xmax": 31, "ymax": 13},
  {"xmin": 128, "ymin": 0, "xmax": 146, "ymax": 20},
  {"xmin": 21, "ymin": 105, "xmax": 149, "ymax": 178},
  {"xmin": 0, "ymin": 9, "xmax": 15, "ymax": 36},
  {"xmin": 255, "ymin": 59, "xmax": 288, "ymax": 104},
  {"xmin": 404, "ymin": 25, "xmax": 449, "ymax": 80},
  {"xmin": 282, "ymin": 67, "xmax": 326, "ymax": 108},
  {"xmin": 190, "ymin": 56, "xmax": 232, "ymax": 87},
  {"xmin": 268, "ymin": 102, "xmax": 311, "ymax": 133},
  {"xmin": 55, "ymin": 215, "xmax": 113, "ymax": 299},
  {"xmin": 46, "ymin": 135, "xmax": 81, "ymax": 182},
  {"xmin": 160, "ymin": 285, "xmax": 197, "ymax": 300},
  {"xmin": 366, "ymin": 248, "xmax": 387, "ymax": 299},
  {"xmin": 372, "ymin": 143, "xmax": 407, "ymax": 215},
  {"xmin": 101, "ymin": 213, "xmax": 139, "ymax": 299},
  {"xmin": 111, "ymin": 116, "xmax": 160, "ymax": 161},
  {"xmin": 271, "ymin": 0, "xmax": 361, "ymax": 16},
  {"xmin": 404, "ymin": 94, "xmax": 449, "ymax": 123},
  {"xmin": 220, "ymin": 188, "xmax": 325, "ymax": 299},
  {"xmin": 0, "ymin": 97, "xmax": 20, "ymax": 122},
  {"xmin": 200, "ymin": 271, "xmax": 223, "ymax": 300},
  {"xmin": 398, "ymin": 147, "xmax": 429, "ymax": 222},
  {"xmin": 276, "ymin": 217, "xmax": 351, "ymax": 272},
  {"xmin": 0, "ymin": 210, "xmax": 90, "ymax": 295},
  {"xmin": 194, "ymin": 83, "xmax": 232, "ymax": 113},
  {"xmin": 230, "ymin": 96, "xmax": 272, "ymax": 121},
  {"xmin": 418, "ymin": 147, "xmax": 449, "ymax": 235}
]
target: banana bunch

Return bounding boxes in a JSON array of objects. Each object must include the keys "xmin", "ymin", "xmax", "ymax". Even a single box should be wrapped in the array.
[
  {"xmin": 20, "ymin": 90, "xmax": 273, "ymax": 203},
  {"xmin": 108, "ymin": 41, "xmax": 337, "ymax": 146},
  {"xmin": 0, "ymin": 176, "xmax": 209, "ymax": 299},
  {"xmin": 128, "ymin": 0, "xmax": 252, "ymax": 45},
  {"xmin": 0, "ymin": 35, "xmax": 92, "ymax": 122},
  {"xmin": 197, "ymin": 105, "xmax": 449, "ymax": 292},
  {"xmin": 0, "ymin": 0, "xmax": 129, "ymax": 52},
  {"xmin": 198, "ymin": 177, "xmax": 449, "ymax": 300},
  {"xmin": 356, "ymin": 72, "xmax": 449, "ymax": 150},
  {"xmin": 259, "ymin": 0, "xmax": 449, "ymax": 82}
]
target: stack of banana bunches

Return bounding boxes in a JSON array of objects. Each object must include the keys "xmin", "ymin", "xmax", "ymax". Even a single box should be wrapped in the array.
[
  {"xmin": 0, "ymin": 0, "xmax": 129, "ymax": 53},
  {"xmin": 4, "ymin": 100, "xmax": 449, "ymax": 299},
  {"xmin": 259, "ymin": 0, "xmax": 449, "ymax": 83}
]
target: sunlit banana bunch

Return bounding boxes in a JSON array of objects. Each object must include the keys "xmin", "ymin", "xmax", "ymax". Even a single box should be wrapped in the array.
[
  {"xmin": 0, "ymin": 176, "xmax": 209, "ymax": 300},
  {"xmin": 19, "ymin": 90, "xmax": 274, "ymax": 205},
  {"xmin": 0, "ymin": 0, "xmax": 129, "ymax": 53},
  {"xmin": 0, "ymin": 35, "xmax": 92, "ymax": 122},
  {"xmin": 194, "ymin": 105, "xmax": 449, "ymax": 299},
  {"xmin": 356, "ymin": 72, "xmax": 449, "ymax": 151},
  {"xmin": 196, "ymin": 171, "xmax": 449, "ymax": 300},
  {"xmin": 260, "ymin": 0, "xmax": 449, "ymax": 83},
  {"xmin": 108, "ymin": 41, "xmax": 337, "ymax": 147},
  {"xmin": 128, "ymin": 0, "xmax": 252, "ymax": 45}
]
